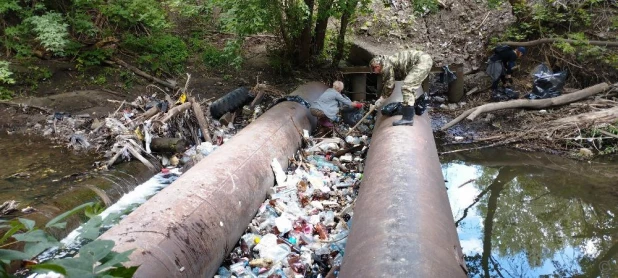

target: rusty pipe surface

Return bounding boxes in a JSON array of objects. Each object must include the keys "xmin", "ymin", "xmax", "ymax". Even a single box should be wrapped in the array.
[
  {"xmin": 340, "ymin": 82, "xmax": 466, "ymax": 277},
  {"xmin": 98, "ymin": 82, "xmax": 327, "ymax": 277}
]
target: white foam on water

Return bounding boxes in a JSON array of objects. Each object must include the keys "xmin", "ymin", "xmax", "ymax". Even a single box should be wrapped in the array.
[{"xmin": 61, "ymin": 168, "xmax": 182, "ymax": 245}]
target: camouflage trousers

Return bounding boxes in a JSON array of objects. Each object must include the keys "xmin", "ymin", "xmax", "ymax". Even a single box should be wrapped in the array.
[{"xmin": 402, "ymin": 53, "xmax": 433, "ymax": 106}]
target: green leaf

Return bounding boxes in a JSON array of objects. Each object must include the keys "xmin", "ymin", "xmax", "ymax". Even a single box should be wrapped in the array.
[
  {"xmin": 95, "ymin": 249, "xmax": 135, "ymax": 274},
  {"xmin": 13, "ymin": 230, "xmax": 49, "ymax": 242},
  {"xmin": 46, "ymin": 202, "xmax": 94, "ymax": 229},
  {"xmin": 30, "ymin": 263, "xmax": 68, "ymax": 275},
  {"xmin": 79, "ymin": 216, "xmax": 103, "ymax": 240},
  {"xmin": 79, "ymin": 240, "xmax": 114, "ymax": 265},
  {"xmin": 50, "ymin": 257, "xmax": 95, "ymax": 278},
  {"xmin": 23, "ymin": 240, "xmax": 58, "ymax": 258},
  {"xmin": 48, "ymin": 222, "xmax": 67, "ymax": 229},
  {"xmin": 0, "ymin": 249, "xmax": 31, "ymax": 261},
  {"xmin": 0, "ymin": 221, "xmax": 24, "ymax": 244},
  {"xmin": 106, "ymin": 265, "xmax": 139, "ymax": 277},
  {"xmin": 18, "ymin": 218, "xmax": 35, "ymax": 231}
]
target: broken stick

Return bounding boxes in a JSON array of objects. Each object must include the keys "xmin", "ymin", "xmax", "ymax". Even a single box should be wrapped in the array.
[
  {"xmin": 190, "ymin": 97, "xmax": 212, "ymax": 142},
  {"xmin": 161, "ymin": 102, "xmax": 192, "ymax": 123}
]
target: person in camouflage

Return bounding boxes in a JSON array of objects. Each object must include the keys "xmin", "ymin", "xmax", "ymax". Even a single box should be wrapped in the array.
[{"xmin": 370, "ymin": 49, "xmax": 433, "ymax": 126}]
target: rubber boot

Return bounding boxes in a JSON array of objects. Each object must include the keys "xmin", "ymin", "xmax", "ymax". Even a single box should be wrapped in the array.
[{"xmin": 393, "ymin": 105, "xmax": 414, "ymax": 126}]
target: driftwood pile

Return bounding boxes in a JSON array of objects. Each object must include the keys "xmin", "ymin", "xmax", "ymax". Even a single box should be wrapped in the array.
[
  {"xmin": 38, "ymin": 75, "xmax": 285, "ymax": 171},
  {"xmin": 440, "ymin": 82, "xmax": 618, "ymax": 154}
]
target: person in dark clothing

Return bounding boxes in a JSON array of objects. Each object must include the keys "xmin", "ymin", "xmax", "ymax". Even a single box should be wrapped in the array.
[{"xmin": 486, "ymin": 46, "xmax": 526, "ymax": 91}]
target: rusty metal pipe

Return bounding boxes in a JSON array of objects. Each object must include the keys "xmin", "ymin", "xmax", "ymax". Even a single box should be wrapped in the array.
[
  {"xmin": 340, "ymin": 82, "xmax": 467, "ymax": 277},
  {"xmin": 98, "ymin": 82, "xmax": 327, "ymax": 277}
]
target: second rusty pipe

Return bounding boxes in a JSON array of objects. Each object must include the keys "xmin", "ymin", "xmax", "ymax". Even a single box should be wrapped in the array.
[{"xmin": 339, "ymin": 82, "xmax": 467, "ymax": 277}]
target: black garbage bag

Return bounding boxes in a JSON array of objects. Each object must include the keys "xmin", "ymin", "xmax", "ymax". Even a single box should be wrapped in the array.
[
  {"xmin": 439, "ymin": 65, "xmax": 457, "ymax": 84},
  {"xmin": 340, "ymin": 106, "xmax": 364, "ymax": 125},
  {"xmin": 524, "ymin": 64, "xmax": 567, "ymax": 100},
  {"xmin": 381, "ymin": 102, "xmax": 403, "ymax": 116},
  {"xmin": 491, "ymin": 87, "xmax": 519, "ymax": 102}
]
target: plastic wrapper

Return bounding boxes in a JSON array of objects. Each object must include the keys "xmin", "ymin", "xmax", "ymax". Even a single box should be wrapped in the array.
[
  {"xmin": 524, "ymin": 63, "xmax": 567, "ymax": 100},
  {"xmin": 439, "ymin": 65, "xmax": 457, "ymax": 84}
]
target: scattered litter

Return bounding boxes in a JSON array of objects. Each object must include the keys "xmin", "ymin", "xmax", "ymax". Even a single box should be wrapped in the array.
[{"xmin": 217, "ymin": 120, "xmax": 374, "ymax": 277}]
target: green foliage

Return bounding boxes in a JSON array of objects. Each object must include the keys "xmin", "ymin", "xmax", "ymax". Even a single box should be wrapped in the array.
[
  {"xmin": 201, "ymin": 40, "xmax": 243, "ymax": 70},
  {"xmin": 0, "ymin": 202, "xmax": 137, "ymax": 277},
  {"xmin": 215, "ymin": 0, "xmax": 272, "ymax": 37},
  {"xmin": 0, "ymin": 61, "xmax": 15, "ymax": 99},
  {"xmin": 410, "ymin": 0, "xmax": 439, "ymax": 16},
  {"xmin": 119, "ymin": 70, "xmax": 136, "ymax": 89},
  {"xmin": 24, "ymin": 12, "xmax": 70, "ymax": 56},
  {"xmin": 97, "ymin": 0, "xmax": 171, "ymax": 32},
  {"xmin": 583, "ymin": 125, "xmax": 618, "ymax": 155},
  {"xmin": 123, "ymin": 34, "xmax": 189, "ymax": 75},
  {"xmin": 76, "ymin": 48, "xmax": 115, "ymax": 70}
]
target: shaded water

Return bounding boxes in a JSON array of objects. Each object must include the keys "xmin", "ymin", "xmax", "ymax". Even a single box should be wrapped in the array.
[
  {"xmin": 442, "ymin": 148, "xmax": 618, "ymax": 277},
  {"xmin": 0, "ymin": 132, "xmax": 155, "ymax": 240},
  {"xmin": 1, "ymin": 133, "xmax": 94, "ymax": 206}
]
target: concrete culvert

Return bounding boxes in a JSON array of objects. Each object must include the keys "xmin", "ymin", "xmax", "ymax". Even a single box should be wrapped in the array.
[{"xmin": 209, "ymin": 87, "xmax": 255, "ymax": 119}]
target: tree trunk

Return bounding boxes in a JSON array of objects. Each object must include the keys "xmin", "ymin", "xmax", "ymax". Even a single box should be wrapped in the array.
[
  {"xmin": 313, "ymin": 0, "xmax": 334, "ymax": 55},
  {"xmin": 481, "ymin": 168, "xmax": 516, "ymax": 278},
  {"xmin": 332, "ymin": 0, "xmax": 358, "ymax": 67},
  {"xmin": 298, "ymin": 0, "xmax": 315, "ymax": 63}
]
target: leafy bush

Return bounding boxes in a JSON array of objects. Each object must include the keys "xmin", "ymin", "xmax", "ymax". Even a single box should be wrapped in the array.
[
  {"xmin": 0, "ymin": 61, "xmax": 15, "ymax": 99},
  {"xmin": 201, "ymin": 40, "xmax": 243, "ymax": 70},
  {"xmin": 122, "ymin": 34, "xmax": 189, "ymax": 75},
  {"xmin": 24, "ymin": 12, "xmax": 70, "ymax": 56},
  {"xmin": 0, "ymin": 202, "xmax": 138, "ymax": 277}
]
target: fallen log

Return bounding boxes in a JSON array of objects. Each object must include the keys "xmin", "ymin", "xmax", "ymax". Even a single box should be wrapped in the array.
[
  {"xmin": 105, "ymin": 57, "xmax": 177, "ymax": 90},
  {"xmin": 160, "ymin": 102, "xmax": 192, "ymax": 123},
  {"xmin": 500, "ymin": 38, "xmax": 618, "ymax": 48},
  {"xmin": 190, "ymin": 97, "xmax": 212, "ymax": 142},
  {"xmin": 150, "ymin": 138, "xmax": 189, "ymax": 153},
  {"xmin": 441, "ymin": 82, "xmax": 611, "ymax": 130}
]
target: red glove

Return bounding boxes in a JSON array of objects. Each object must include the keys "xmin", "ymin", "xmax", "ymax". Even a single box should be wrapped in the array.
[{"xmin": 354, "ymin": 102, "xmax": 363, "ymax": 109}]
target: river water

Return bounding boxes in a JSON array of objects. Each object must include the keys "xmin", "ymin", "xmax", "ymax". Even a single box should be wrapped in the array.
[
  {"xmin": 442, "ymin": 148, "xmax": 618, "ymax": 277},
  {"xmin": 4, "ymin": 131, "xmax": 618, "ymax": 277}
]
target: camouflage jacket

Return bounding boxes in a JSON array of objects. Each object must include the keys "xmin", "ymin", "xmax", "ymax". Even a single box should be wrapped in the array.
[{"xmin": 379, "ymin": 50, "xmax": 431, "ymax": 97}]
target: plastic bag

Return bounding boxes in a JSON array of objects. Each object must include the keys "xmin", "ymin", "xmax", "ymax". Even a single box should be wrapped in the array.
[
  {"xmin": 340, "ymin": 106, "xmax": 364, "ymax": 125},
  {"xmin": 439, "ymin": 65, "xmax": 457, "ymax": 84},
  {"xmin": 524, "ymin": 64, "xmax": 567, "ymax": 100},
  {"xmin": 381, "ymin": 102, "xmax": 402, "ymax": 116}
]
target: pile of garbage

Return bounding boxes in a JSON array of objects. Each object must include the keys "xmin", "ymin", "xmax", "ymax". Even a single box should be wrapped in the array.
[
  {"xmin": 216, "ymin": 127, "xmax": 374, "ymax": 277},
  {"xmin": 35, "ymin": 80, "xmax": 283, "ymax": 171}
]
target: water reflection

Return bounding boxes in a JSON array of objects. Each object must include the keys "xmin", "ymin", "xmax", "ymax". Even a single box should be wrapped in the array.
[{"xmin": 441, "ymin": 148, "xmax": 618, "ymax": 277}]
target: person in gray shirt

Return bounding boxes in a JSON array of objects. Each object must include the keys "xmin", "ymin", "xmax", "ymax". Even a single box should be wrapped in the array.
[{"xmin": 310, "ymin": 81, "xmax": 363, "ymax": 127}]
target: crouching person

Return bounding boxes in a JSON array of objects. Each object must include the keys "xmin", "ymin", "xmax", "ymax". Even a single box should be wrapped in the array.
[
  {"xmin": 310, "ymin": 81, "xmax": 363, "ymax": 127},
  {"xmin": 370, "ymin": 49, "xmax": 433, "ymax": 126}
]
